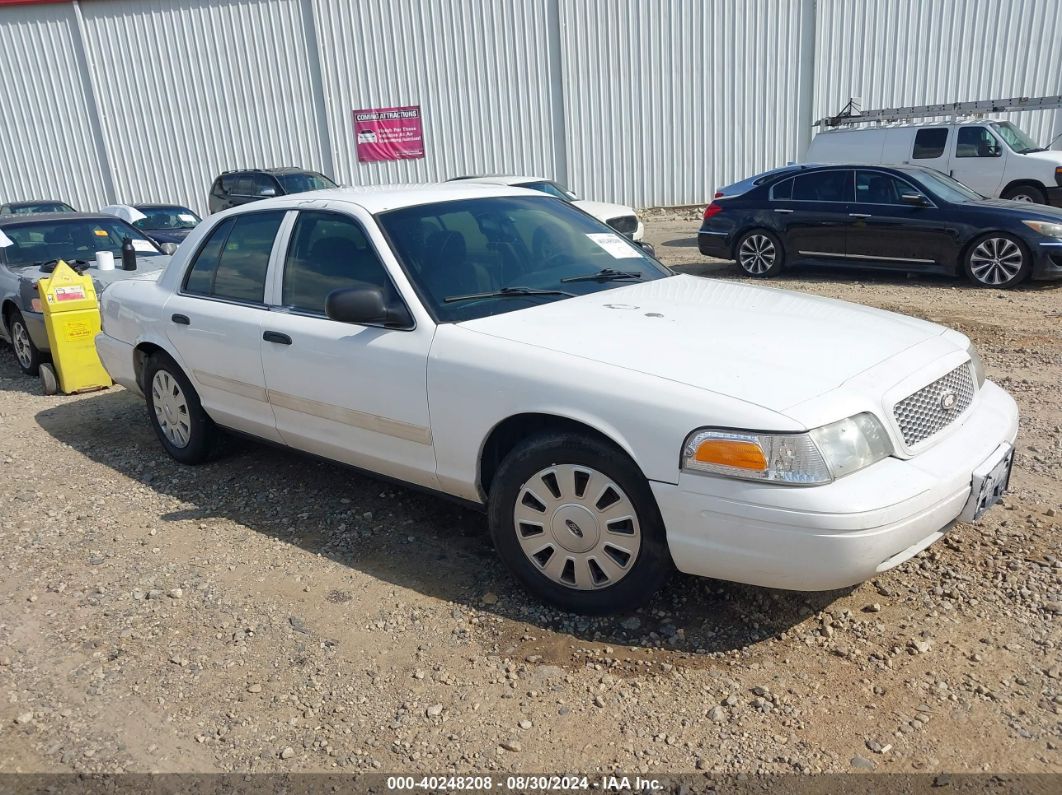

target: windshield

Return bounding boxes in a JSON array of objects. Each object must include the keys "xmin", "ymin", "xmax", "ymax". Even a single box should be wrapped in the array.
[
  {"xmin": 912, "ymin": 169, "xmax": 984, "ymax": 203},
  {"xmin": 1, "ymin": 218, "xmax": 160, "ymax": 267},
  {"xmin": 991, "ymin": 121, "xmax": 1041, "ymax": 154},
  {"xmin": 517, "ymin": 181, "xmax": 574, "ymax": 201},
  {"xmin": 377, "ymin": 196, "xmax": 669, "ymax": 322},
  {"xmin": 7, "ymin": 202, "xmax": 75, "ymax": 215},
  {"xmin": 133, "ymin": 206, "xmax": 201, "ymax": 230},
  {"xmin": 275, "ymin": 172, "xmax": 337, "ymax": 194}
]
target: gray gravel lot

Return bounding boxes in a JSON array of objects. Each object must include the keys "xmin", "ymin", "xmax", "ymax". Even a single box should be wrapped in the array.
[{"xmin": 0, "ymin": 211, "xmax": 1059, "ymax": 776}]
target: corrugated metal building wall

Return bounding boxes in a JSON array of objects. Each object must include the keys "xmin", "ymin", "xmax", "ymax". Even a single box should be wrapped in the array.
[{"xmin": 0, "ymin": 0, "xmax": 1059, "ymax": 215}]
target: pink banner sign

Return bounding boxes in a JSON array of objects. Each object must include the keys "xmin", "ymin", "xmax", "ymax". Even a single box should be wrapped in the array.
[{"xmin": 353, "ymin": 105, "xmax": 425, "ymax": 162}]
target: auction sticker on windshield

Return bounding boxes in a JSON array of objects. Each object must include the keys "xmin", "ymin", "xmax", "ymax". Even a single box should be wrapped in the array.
[{"xmin": 587, "ymin": 233, "xmax": 640, "ymax": 258}]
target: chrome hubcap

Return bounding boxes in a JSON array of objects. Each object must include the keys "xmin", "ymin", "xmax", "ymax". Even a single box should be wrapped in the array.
[
  {"xmin": 738, "ymin": 234, "xmax": 775, "ymax": 274},
  {"xmin": 1010, "ymin": 193, "xmax": 1035, "ymax": 203},
  {"xmin": 970, "ymin": 238, "xmax": 1023, "ymax": 285},
  {"xmin": 151, "ymin": 370, "xmax": 191, "ymax": 448},
  {"xmin": 513, "ymin": 464, "xmax": 641, "ymax": 590},
  {"xmin": 11, "ymin": 321, "xmax": 32, "ymax": 368}
]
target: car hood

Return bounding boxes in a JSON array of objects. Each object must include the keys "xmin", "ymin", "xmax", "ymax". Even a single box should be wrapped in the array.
[
  {"xmin": 145, "ymin": 228, "xmax": 193, "ymax": 244},
  {"xmin": 458, "ymin": 275, "xmax": 952, "ymax": 413},
  {"xmin": 969, "ymin": 197, "xmax": 1062, "ymax": 220},
  {"xmin": 573, "ymin": 199, "xmax": 638, "ymax": 221}
]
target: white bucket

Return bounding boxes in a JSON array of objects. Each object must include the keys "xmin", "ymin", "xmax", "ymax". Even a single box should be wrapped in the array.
[{"xmin": 96, "ymin": 250, "xmax": 115, "ymax": 271}]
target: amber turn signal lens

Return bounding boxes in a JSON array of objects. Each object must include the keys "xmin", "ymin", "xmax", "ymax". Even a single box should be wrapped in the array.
[{"xmin": 694, "ymin": 439, "xmax": 768, "ymax": 471}]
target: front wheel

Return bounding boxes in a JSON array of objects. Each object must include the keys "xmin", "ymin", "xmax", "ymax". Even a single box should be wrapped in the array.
[
  {"xmin": 734, "ymin": 230, "xmax": 784, "ymax": 277},
  {"xmin": 964, "ymin": 233, "xmax": 1031, "ymax": 288},
  {"xmin": 488, "ymin": 433, "xmax": 672, "ymax": 614},
  {"xmin": 7, "ymin": 309, "xmax": 44, "ymax": 376},
  {"xmin": 1001, "ymin": 184, "xmax": 1046, "ymax": 204},
  {"xmin": 144, "ymin": 352, "xmax": 220, "ymax": 464}
]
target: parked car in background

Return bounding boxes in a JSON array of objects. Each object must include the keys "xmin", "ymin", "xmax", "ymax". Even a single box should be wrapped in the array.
[
  {"xmin": 208, "ymin": 168, "xmax": 337, "ymax": 213},
  {"xmin": 450, "ymin": 175, "xmax": 645, "ymax": 241},
  {"xmin": 806, "ymin": 120, "xmax": 1062, "ymax": 205},
  {"xmin": 101, "ymin": 203, "xmax": 202, "ymax": 246},
  {"xmin": 1, "ymin": 200, "xmax": 76, "ymax": 215},
  {"xmin": 699, "ymin": 164, "xmax": 1062, "ymax": 288},
  {"xmin": 95, "ymin": 183, "xmax": 1017, "ymax": 614},
  {"xmin": 0, "ymin": 213, "xmax": 170, "ymax": 375}
]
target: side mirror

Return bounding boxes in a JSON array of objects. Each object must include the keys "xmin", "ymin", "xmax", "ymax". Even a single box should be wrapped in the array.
[
  {"xmin": 259, "ymin": 187, "xmax": 277, "ymax": 197},
  {"xmin": 900, "ymin": 193, "xmax": 930, "ymax": 207},
  {"xmin": 325, "ymin": 286, "xmax": 411, "ymax": 328},
  {"xmin": 638, "ymin": 241, "xmax": 657, "ymax": 257},
  {"xmin": 566, "ymin": 190, "xmax": 578, "ymax": 199},
  {"xmin": 159, "ymin": 242, "xmax": 178, "ymax": 255}
]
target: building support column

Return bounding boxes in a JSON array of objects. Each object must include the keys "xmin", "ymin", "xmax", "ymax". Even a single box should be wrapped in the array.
[
  {"xmin": 546, "ymin": 0, "xmax": 569, "ymax": 184},
  {"xmin": 795, "ymin": 0, "xmax": 818, "ymax": 161},
  {"xmin": 300, "ymin": 0, "xmax": 337, "ymax": 180},
  {"xmin": 71, "ymin": 0, "xmax": 117, "ymax": 204}
]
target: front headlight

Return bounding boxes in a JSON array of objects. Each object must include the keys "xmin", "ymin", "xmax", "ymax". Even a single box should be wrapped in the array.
[
  {"xmin": 1021, "ymin": 220, "xmax": 1062, "ymax": 238},
  {"xmin": 682, "ymin": 413, "xmax": 893, "ymax": 486},
  {"xmin": 967, "ymin": 343, "xmax": 986, "ymax": 387}
]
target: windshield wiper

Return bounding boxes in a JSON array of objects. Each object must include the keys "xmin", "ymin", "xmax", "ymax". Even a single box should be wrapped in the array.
[
  {"xmin": 560, "ymin": 268, "xmax": 643, "ymax": 283},
  {"xmin": 444, "ymin": 286, "xmax": 575, "ymax": 304}
]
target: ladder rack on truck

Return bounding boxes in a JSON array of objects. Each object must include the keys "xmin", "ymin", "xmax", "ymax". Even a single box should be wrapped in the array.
[{"xmin": 815, "ymin": 95, "xmax": 1062, "ymax": 128}]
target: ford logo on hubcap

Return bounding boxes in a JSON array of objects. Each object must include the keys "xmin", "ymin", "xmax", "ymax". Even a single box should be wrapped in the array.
[
  {"xmin": 565, "ymin": 519, "xmax": 584, "ymax": 537},
  {"xmin": 939, "ymin": 389, "xmax": 958, "ymax": 411}
]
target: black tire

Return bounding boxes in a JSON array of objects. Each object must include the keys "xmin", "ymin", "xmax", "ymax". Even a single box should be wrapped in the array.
[
  {"xmin": 963, "ymin": 232, "xmax": 1032, "ymax": 289},
  {"xmin": 487, "ymin": 432, "xmax": 672, "ymax": 615},
  {"xmin": 6, "ymin": 308, "xmax": 44, "ymax": 376},
  {"xmin": 1001, "ymin": 184, "xmax": 1047, "ymax": 204},
  {"xmin": 734, "ymin": 229, "xmax": 784, "ymax": 277},
  {"xmin": 143, "ymin": 351, "xmax": 220, "ymax": 464}
]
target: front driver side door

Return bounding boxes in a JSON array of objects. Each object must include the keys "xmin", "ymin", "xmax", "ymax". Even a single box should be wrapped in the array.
[{"xmin": 258, "ymin": 206, "xmax": 439, "ymax": 490}]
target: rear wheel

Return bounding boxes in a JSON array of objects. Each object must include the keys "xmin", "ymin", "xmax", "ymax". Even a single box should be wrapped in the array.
[
  {"xmin": 734, "ymin": 229, "xmax": 784, "ymax": 277},
  {"xmin": 964, "ymin": 233, "xmax": 1031, "ymax": 289},
  {"xmin": 488, "ymin": 432, "xmax": 672, "ymax": 614},
  {"xmin": 7, "ymin": 309, "xmax": 43, "ymax": 376},
  {"xmin": 144, "ymin": 352, "xmax": 220, "ymax": 464},
  {"xmin": 1001, "ymin": 184, "xmax": 1046, "ymax": 204}
]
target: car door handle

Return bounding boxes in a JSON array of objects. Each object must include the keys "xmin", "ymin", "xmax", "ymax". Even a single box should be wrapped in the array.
[
  {"xmin": 171, "ymin": 314, "xmax": 190, "ymax": 325},
  {"xmin": 773, "ymin": 208, "xmax": 794, "ymax": 214},
  {"xmin": 262, "ymin": 331, "xmax": 292, "ymax": 345},
  {"xmin": 848, "ymin": 213, "xmax": 872, "ymax": 218}
]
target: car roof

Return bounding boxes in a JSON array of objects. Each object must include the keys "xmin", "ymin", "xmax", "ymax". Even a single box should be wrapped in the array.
[
  {"xmin": 229, "ymin": 182, "xmax": 545, "ymax": 214},
  {"xmin": 3, "ymin": 200, "xmax": 72, "ymax": 207},
  {"xmin": 133, "ymin": 203, "xmax": 194, "ymax": 210},
  {"xmin": 0, "ymin": 211, "xmax": 121, "ymax": 226},
  {"xmin": 221, "ymin": 167, "xmax": 324, "ymax": 176},
  {"xmin": 449, "ymin": 175, "xmax": 553, "ymax": 186}
]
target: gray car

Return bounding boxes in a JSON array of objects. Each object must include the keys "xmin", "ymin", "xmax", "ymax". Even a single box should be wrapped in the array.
[{"xmin": 0, "ymin": 213, "xmax": 170, "ymax": 375}]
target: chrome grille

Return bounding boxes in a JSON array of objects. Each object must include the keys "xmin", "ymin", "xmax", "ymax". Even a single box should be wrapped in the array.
[
  {"xmin": 607, "ymin": 215, "xmax": 638, "ymax": 237},
  {"xmin": 893, "ymin": 364, "xmax": 975, "ymax": 447}
]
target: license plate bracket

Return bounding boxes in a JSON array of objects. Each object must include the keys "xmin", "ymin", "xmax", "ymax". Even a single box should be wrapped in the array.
[{"xmin": 960, "ymin": 443, "xmax": 1013, "ymax": 523}]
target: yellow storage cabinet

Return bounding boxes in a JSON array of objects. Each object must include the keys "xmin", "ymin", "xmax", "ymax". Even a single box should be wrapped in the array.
[{"xmin": 36, "ymin": 260, "xmax": 112, "ymax": 395}]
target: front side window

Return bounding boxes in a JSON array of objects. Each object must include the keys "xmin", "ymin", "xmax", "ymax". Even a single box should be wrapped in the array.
[
  {"xmin": 282, "ymin": 211, "xmax": 395, "ymax": 315},
  {"xmin": 0, "ymin": 218, "xmax": 158, "ymax": 267},
  {"xmin": 252, "ymin": 174, "xmax": 279, "ymax": 197},
  {"xmin": 912, "ymin": 128, "xmax": 948, "ymax": 159},
  {"xmin": 183, "ymin": 211, "xmax": 284, "ymax": 303},
  {"xmin": 792, "ymin": 170, "xmax": 852, "ymax": 202},
  {"xmin": 377, "ymin": 196, "xmax": 670, "ymax": 323},
  {"xmin": 275, "ymin": 172, "xmax": 337, "ymax": 194},
  {"xmin": 956, "ymin": 127, "xmax": 1001, "ymax": 158},
  {"xmin": 855, "ymin": 171, "xmax": 922, "ymax": 204}
]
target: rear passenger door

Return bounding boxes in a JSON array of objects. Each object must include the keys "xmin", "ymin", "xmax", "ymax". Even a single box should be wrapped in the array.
[
  {"xmin": 162, "ymin": 210, "xmax": 287, "ymax": 442},
  {"xmin": 258, "ymin": 205, "xmax": 439, "ymax": 490},
  {"xmin": 770, "ymin": 169, "xmax": 853, "ymax": 260}
]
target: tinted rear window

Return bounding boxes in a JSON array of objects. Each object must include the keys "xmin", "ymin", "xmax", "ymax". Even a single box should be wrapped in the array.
[
  {"xmin": 913, "ymin": 128, "xmax": 948, "ymax": 159},
  {"xmin": 183, "ymin": 211, "xmax": 284, "ymax": 303}
]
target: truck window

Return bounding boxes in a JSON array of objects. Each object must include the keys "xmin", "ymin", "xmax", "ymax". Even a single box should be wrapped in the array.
[{"xmin": 912, "ymin": 128, "xmax": 948, "ymax": 159}]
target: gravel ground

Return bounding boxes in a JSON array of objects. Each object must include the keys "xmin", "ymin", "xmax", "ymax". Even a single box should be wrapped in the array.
[{"xmin": 0, "ymin": 211, "xmax": 1059, "ymax": 777}]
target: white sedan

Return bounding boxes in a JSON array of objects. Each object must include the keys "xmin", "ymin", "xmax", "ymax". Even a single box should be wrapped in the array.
[
  {"xmin": 95, "ymin": 183, "xmax": 1018, "ymax": 614},
  {"xmin": 449, "ymin": 175, "xmax": 645, "ymax": 241}
]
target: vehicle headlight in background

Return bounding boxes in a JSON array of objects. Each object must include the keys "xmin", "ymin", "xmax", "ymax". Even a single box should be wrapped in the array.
[
  {"xmin": 682, "ymin": 413, "xmax": 893, "ymax": 486},
  {"xmin": 967, "ymin": 343, "xmax": 986, "ymax": 387},
  {"xmin": 1021, "ymin": 220, "xmax": 1062, "ymax": 238}
]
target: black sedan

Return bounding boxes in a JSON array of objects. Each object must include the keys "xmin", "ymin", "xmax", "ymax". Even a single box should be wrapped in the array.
[
  {"xmin": 698, "ymin": 164, "xmax": 1062, "ymax": 288},
  {"xmin": 131, "ymin": 203, "xmax": 202, "ymax": 245}
]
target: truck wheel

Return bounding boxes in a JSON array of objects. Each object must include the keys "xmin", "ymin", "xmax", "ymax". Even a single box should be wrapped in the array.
[
  {"xmin": 735, "ymin": 229, "xmax": 784, "ymax": 277},
  {"xmin": 144, "ymin": 351, "xmax": 220, "ymax": 464},
  {"xmin": 964, "ymin": 233, "xmax": 1031, "ymax": 289},
  {"xmin": 488, "ymin": 432, "xmax": 672, "ymax": 615},
  {"xmin": 7, "ymin": 309, "xmax": 43, "ymax": 376},
  {"xmin": 1001, "ymin": 184, "xmax": 1046, "ymax": 204}
]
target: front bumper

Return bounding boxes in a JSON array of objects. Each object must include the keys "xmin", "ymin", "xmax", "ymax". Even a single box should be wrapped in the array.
[
  {"xmin": 1031, "ymin": 240, "xmax": 1062, "ymax": 280},
  {"xmin": 1045, "ymin": 185, "xmax": 1062, "ymax": 208},
  {"xmin": 652, "ymin": 381, "xmax": 1019, "ymax": 591}
]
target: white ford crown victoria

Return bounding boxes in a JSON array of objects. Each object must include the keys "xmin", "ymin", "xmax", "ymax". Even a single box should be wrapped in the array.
[{"xmin": 95, "ymin": 183, "xmax": 1018, "ymax": 614}]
